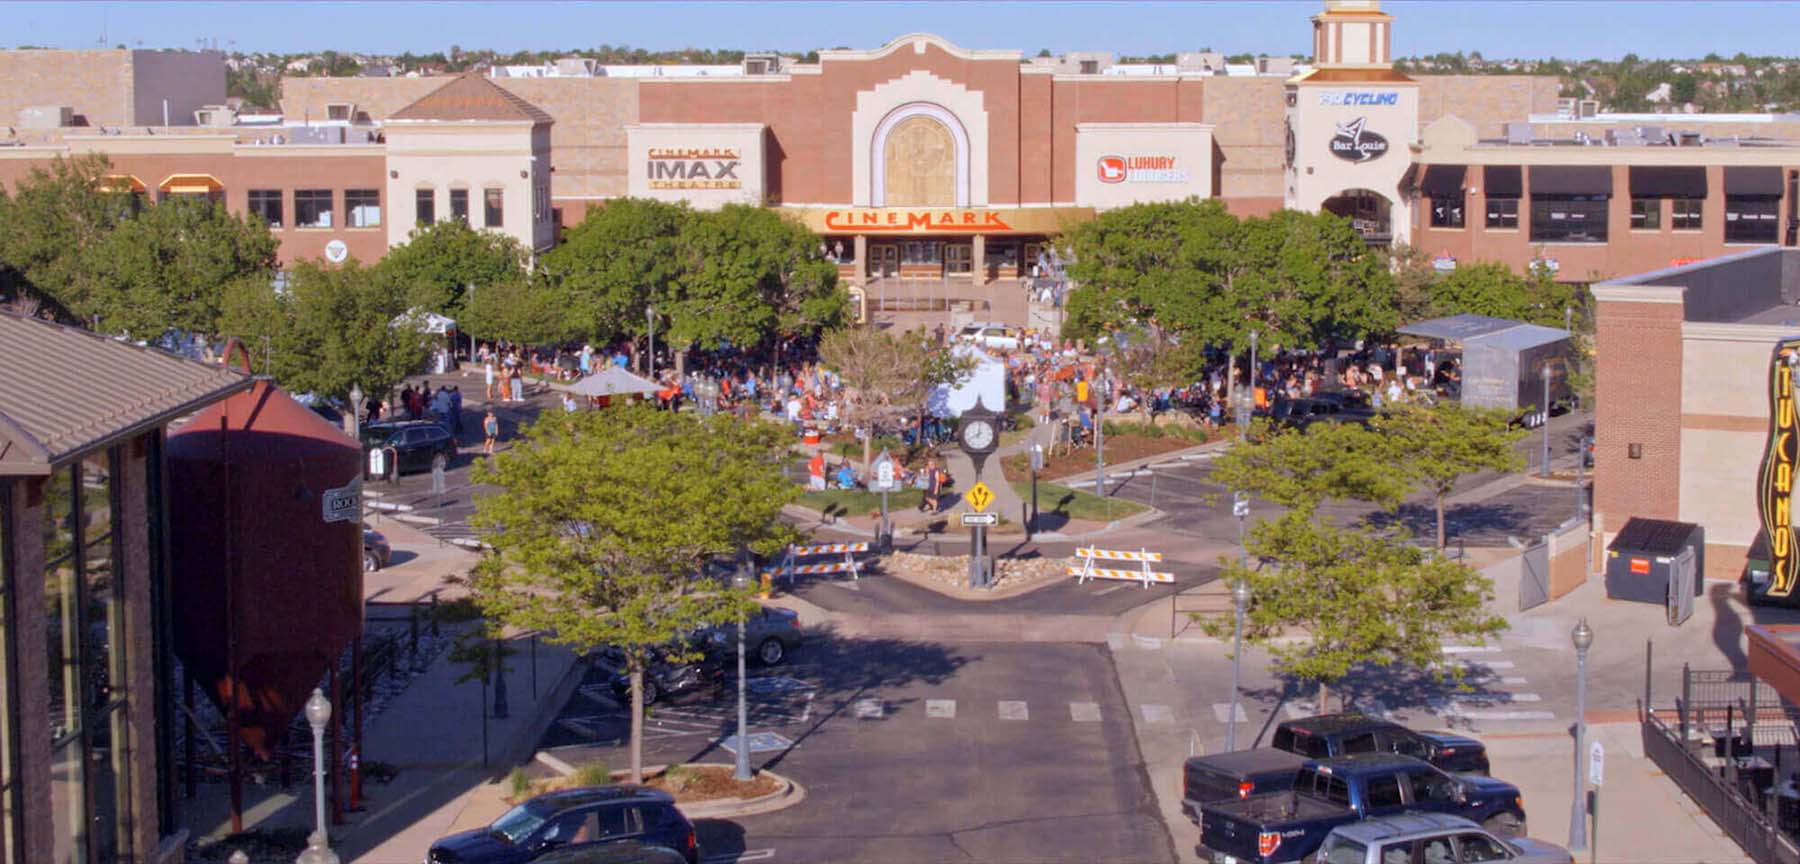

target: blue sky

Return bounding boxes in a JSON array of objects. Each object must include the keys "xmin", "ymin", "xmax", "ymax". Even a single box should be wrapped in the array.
[{"xmin": 10, "ymin": 2, "xmax": 1799, "ymax": 61}]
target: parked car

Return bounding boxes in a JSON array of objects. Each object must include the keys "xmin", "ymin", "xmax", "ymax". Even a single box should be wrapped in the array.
[
  {"xmin": 1272, "ymin": 714, "xmax": 1490, "ymax": 775},
  {"xmin": 955, "ymin": 321, "xmax": 1022, "ymax": 352},
  {"xmin": 701, "ymin": 605, "xmax": 803, "ymax": 665},
  {"xmin": 363, "ymin": 527, "xmax": 391, "ymax": 572},
  {"xmin": 609, "ymin": 646, "xmax": 725, "ymax": 706},
  {"xmin": 1198, "ymin": 754, "xmax": 1527, "ymax": 864},
  {"xmin": 1185, "ymin": 715, "xmax": 1491, "ymax": 821},
  {"xmin": 427, "ymin": 785, "xmax": 700, "ymax": 864},
  {"xmin": 1314, "ymin": 813, "xmax": 1571, "ymax": 864},
  {"xmin": 366, "ymin": 420, "xmax": 457, "ymax": 476}
]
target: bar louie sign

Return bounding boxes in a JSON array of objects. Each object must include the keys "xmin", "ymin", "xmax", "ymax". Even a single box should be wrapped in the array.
[
  {"xmin": 782, "ymin": 206, "xmax": 1094, "ymax": 236},
  {"xmin": 1328, "ymin": 117, "xmax": 1389, "ymax": 163},
  {"xmin": 646, "ymin": 147, "xmax": 741, "ymax": 190}
]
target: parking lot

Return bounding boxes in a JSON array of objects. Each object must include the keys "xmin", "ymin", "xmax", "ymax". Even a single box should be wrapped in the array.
[{"xmin": 541, "ymin": 637, "xmax": 1175, "ymax": 864}]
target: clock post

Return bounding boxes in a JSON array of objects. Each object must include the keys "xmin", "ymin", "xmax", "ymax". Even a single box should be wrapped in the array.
[{"xmin": 957, "ymin": 399, "xmax": 1001, "ymax": 588}]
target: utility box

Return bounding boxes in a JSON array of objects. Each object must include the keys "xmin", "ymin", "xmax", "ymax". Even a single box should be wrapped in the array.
[{"xmin": 1605, "ymin": 517, "xmax": 1704, "ymax": 606}]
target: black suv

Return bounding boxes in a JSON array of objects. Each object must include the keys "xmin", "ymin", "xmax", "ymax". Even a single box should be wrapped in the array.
[
  {"xmin": 366, "ymin": 420, "xmax": 457, "ymax": 476},
  {"xmin": 427, "ymin": 786, "xmax": 699, "ymax": 864}
]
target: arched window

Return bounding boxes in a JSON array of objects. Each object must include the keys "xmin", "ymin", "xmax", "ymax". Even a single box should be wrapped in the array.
[{"xmin": 871, "ymin": 102, "xmax": 970, "ymax": 207}]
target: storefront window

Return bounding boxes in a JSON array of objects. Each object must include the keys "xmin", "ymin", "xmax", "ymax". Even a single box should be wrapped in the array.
[
  {"xmin": 1484, "ymin": 197, "xmax": 1519, "ymax": 229},
  {"xmin": 985, "ymin": 241, "xmax": 1018, "ymax": 270},
  {"xmin": 247, "ymin": 190, "xmax": 283, "ymax": 229},
  {"xmin": 294, "ymin": 189, "xmax": 334, "ymax": 228},
  {"xmin": 1726, "ymin": 196, "xmax": 1780, "ymax": 244},
  {"xmin": 484, "ymin": 188, "xmax": 504, "ymax": 229},
  {"xmin": 415, "ymin": 188, "xmax": 435, "ymax": 225},
  {"xmin": 42, "ymin": 452, "xmax": 132, "ymax": 864},
  {"xmin": 1629, "ymin": 197, "xmax": 1661, "ymax": 230},
  {"xmin": 345, "ymin": 189, "xmax": 381, "ymax": 228},
  {"xmin": 1673, "ymin": 197, "xmax": 1704, "ymax": 230},
  {"xmin": 450, "ymin": 189, "xmax": 470, "ymax": 225},
  {"xmin": 1429, "ymin": 196, "xmax": 1464, "ymax": 228},
  {"xmin": 901, "ymin": 241, "xmax": 942, "ymax": 264},
  {"xmin": 1529, "ymin": 195, "xmax": 1608, "ymax": 243}
]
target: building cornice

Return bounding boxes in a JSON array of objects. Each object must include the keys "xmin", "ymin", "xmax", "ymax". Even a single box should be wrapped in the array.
[
  {"xmin": 820, "ymin": 33, "xmax": 1021, "ymax": 63},
  {"xmin": 1684, "ymin": 321, "xmax": 1800, "ymax": 343},
  {"xmin": 1591, "ymin": 283, "xmax": 1684, "ymax": 305}
]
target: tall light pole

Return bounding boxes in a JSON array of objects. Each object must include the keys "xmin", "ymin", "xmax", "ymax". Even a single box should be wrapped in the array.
[
  {"xmin": 1228, "ymin": 491, "xmax": 1251, "ymax": 751},
  {"xmin": 1094, "ymin": 362, "xmax": 1106, "ymax": 496},
  {"xmin": 1239, "ymin": 330, "xmax": 1259, "ymax": 441},
  {"xmin": 1569, "ymin": 618, "xmax": 1594, "ymax": 852},
  {"xmin": 297, "ymin": 689, "xmax": 340, "ymax": 864},
  {"xmin": 1541, "ymin": 364, "xmax": 1553, "ymax": 477},
  {"xmin": 733, "ymin": 550, "xmax": 754, "ymax": 781}
]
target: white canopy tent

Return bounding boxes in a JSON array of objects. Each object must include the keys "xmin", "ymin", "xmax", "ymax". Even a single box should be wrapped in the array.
[{"xmin": 556, "ymin": 366, "xmax": 662, "ymax": 399}]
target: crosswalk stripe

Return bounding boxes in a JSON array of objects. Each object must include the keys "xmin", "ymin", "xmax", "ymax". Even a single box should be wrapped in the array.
[
  {"xmin": 1460, "ymin": 660, "xmax": 1515, "ymax": 670},
  {"xmin": 1500, "ymin": 676, "xmax": 1529, "ymax": 685},
  {"xmin": 855, "ymin": 698, "xmax": 884, "ymax": 719},
  {"xmin": 1212, "ymin": 703, "xmax": 1249, "ymax": 723},
  {"xmin": 1071, "ymin": 702, "xmax": 1102, "ymax": 722},
  {"xmin": 1140, "ymin": 703, "xmax": 1174, "ymax": 724},
  {"xmin": 1451, "ymin": 708, "xmax": 1557, "ymax": 721},
  {"xmin": 1499, "ymin": 693, "xmax": 1543, "ymax": 702},
  {"xmin": 1442, "ymin": 645, "xmax": 1502, "ymax": 654},
  {"xmin": 999, "ymin": 700, "xmax": 1029, "ymax": 721},
  {"xmin": 926, "ymin": 699, "xmax": 956, "ymax": 719}
]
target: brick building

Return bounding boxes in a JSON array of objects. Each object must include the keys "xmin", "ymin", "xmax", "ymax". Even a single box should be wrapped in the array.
[{"xmin": 0, "ymin": 312, "xmax": 253, "ymax": 864}]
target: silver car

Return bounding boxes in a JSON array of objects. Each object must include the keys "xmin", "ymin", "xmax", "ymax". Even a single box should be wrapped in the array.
[{"xmin": 1315, "ymin": 813, "xmax": 1572, "ymax": 864}]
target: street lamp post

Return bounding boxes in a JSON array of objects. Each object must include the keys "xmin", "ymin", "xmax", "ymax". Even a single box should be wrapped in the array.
[
  {"xmin": 1541, "ymin": 364, "xmax": 1553, "ymax": 478},
  {"xmin": 1569, "ymin": 618, "xmax": 1594, "ymax": 852},
  {"xmin": 647, "ymin": 306, "xmax": 657, "ymax": 378},
  {"xmin": 297, "ymin": 689, "xmax": 340, "ymax": 864},
  {"xmin": 1228, "ymin": 491, "xmax": 1251, "ymax": 751},
  {"xmin": 1095, "ymin": 365, "xmax": 1106, "ymax": 496},
  {"xmin": 347, "ymin": 384, "xmax": 363, "ymax": 443},
  {"xmin": 733, "ymin": 551, "xmax": 754, "ymax": 781},
  {"xmin": 1239, "ymin": 330, "xmax": 1260, "ymax": 441}
]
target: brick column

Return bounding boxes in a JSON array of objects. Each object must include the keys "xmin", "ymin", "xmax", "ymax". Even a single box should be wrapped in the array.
[
  {"xmin": 1591, "ymin": 283, "xmax": 1686, "ymax": 545},
  {"xmin": 971, "ymin": 235, "xmax": 986, "ymax": 285},
  {"xmin": 7, "ymin": 477, "xmax": 53, "ymax": 864},
  {"xmin": 852, "ymin": 234, "xmax": 868, "ymax": 286}
]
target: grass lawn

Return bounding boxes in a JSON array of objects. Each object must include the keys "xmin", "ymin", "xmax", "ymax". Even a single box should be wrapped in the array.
[
  {"xmin": 1011, "ymin": 481, "xmax": 1147, "ymax": 523},
  {"xmin": 798, "ymin": 486, "xmax": 924, "ymax": 515}
]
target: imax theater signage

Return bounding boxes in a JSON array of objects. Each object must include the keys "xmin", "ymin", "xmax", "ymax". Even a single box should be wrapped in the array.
[{"xmin": 646, "ymin": 147, "xmax": 742, "ymax": 190}]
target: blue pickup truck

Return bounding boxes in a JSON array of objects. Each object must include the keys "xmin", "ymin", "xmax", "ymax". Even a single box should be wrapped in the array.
[{"xmin": 1197, "ymin": 754, "xmax": 1526, "ymax": 864}]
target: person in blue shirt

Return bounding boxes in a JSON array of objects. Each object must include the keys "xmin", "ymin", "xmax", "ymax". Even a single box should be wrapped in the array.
[{"xmin": 835, "ymin": 461, "xmax": 858, "ymax": 490}]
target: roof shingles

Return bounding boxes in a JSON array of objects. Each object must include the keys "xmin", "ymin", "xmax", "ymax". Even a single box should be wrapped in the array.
[
  {"xmin": 0, "ymin": 313, "xmax": 251, "ymax": 475},
  {"xmin": 388, "ymin": 73, "xmax": 554, "ymax": 124}
]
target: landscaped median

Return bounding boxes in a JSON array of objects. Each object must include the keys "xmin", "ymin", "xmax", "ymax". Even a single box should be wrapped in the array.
[{"xmin": 521, "ymin": 754, "xmax": 805, "ymax": 819}]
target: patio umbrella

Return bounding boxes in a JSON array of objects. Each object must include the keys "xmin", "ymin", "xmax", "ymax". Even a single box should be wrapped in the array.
[{"xmin": 559, "ymin": 366, "xmax": 661, "ymax": 398}]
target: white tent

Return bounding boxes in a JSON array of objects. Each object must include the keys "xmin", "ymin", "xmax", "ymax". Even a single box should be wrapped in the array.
[
  {"xmin": 928, "ymin": 344, "xmax": 1007, "ymax": 418},
  {"xmin": 558, "ymin": 366, "xmax": 662, "ymax": 398},
  {"xmin": 392, "ymin": 309, "xmax": 457, "ymax": 334}
]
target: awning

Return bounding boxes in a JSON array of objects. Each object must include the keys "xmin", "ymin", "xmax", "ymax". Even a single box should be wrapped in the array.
[
  {"xmin": 1421, "ymin": 165, "xmax": 1466, "ymax": 198},
  {"xmin": 159, "ymin": 173, "xmax": 223, "ymax": 194},
  {"xmin": 1726, "ymin": 166, "xmax": 1783, "ymax": 196},
  {"xmin": 1530, "ymin": 165, "xmax": 1613, "ymax": 197},
  {"xmin": 102, "ymin": 174, "xmax": 146, "ymax": 193},
  {"xmin": 1629, "ymin": 166, "xmax": 1707, "ymax": 198},
  {"xmin": 1483, "ymin": 165, "xmax": 1522, "ymax": 197}
]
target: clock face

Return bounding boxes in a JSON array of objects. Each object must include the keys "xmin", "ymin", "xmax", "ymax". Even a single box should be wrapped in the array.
[{"xmin": 961, "ymin": 420, "xmax": 995, "ymax": 452}]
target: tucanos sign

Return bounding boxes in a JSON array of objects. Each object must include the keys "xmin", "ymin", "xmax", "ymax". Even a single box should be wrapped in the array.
[
  {"xmin": 1097, "ymin": 155, "xmax": 1190, "ymax": 184},
  {"xmin": 1758, "ymin": 339, "xmax": 1800, "ymax": 600},
  {"xmin": 646, "ymin": 147, "xmax": 741, "ymax": 190},
  {"xmin": 1318, "ymin": 91, "xmax": 1400, "ymax": 107},
  {"xmin": 1329, "ymin": 117, "xmax": 1389, "ymax": 163}
]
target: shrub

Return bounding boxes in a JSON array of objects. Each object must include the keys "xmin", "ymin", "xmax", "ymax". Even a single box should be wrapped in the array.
[
  {"xmin": 662, "ymin": 764, "xmax": 698, "ymax": 793},
  {"xmin": 508, "ymin": 767, "xmax": 533, "ymax": 799},
  {"xmin": 570, "ymin": 760, "xmax": 612, "ymax": 787}
]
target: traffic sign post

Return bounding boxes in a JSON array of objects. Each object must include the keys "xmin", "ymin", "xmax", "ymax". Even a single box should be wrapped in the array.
[
  {"xmin": 1588, "ymin": 741, "xmax": 1603, "ymax": 864},
  {"xmin": 960, "ymin": 512, "xmax": 999, "ymax": 527},
  {"xmin": 871, "ymin": 450, "xmax": 898, "ymax": 552},
  {"xmin": 1029, "ymin": 444, "xmax": 1044, "ymax": 538}
]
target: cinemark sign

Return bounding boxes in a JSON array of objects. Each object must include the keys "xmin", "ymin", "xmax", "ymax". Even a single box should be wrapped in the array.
[
  {"xmin": 646, "ymin": 146, "xmax": 741, "ymax": 190},
  {"xmin": 823, "ymin": 210, "xmax": 1012, "ymax": 232}
]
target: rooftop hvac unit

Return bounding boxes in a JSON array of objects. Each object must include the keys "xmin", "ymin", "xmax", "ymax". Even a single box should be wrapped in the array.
[
  {"xmin": 1638, "ymin": 125, "xmax": 1663, "ymax": 143},
  {"xmin": 1556, "ymin": 97, "xmax": 1578, "ymax": 119},
  {"xmin": 194, "ymin": 104, "xmax": 236, "ymax": 128},
  {"xmin": 1579, "ymin": 99, "xmax": 1599, "ymax": 118},
  {"xmin": 1505, "ymin": 122, "xmax": 1533, "ymax": 144},
  {"xmin": 1678, "ymin": 130, "xmax": 1703, "ymax": 147}
]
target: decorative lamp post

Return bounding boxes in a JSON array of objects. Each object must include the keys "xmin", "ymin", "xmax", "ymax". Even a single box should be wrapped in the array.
[
  {"xmin": 1228, "ymin": 577, "xmax": 1251, "ymax": 752},
  {"xmin": 297, "ymin": 689, "xmax": 340, "ymax": 864},
  {"xmin": 1568, "ymin": 618, "xmax": 1594, "ymax": 852},
  {"xmin": 733, "ymin": 550, "xmax": 754, "ymax": 781},
  {"xmin": 347, "ymin": 383, "xmax": 363, "ymax": 443}
]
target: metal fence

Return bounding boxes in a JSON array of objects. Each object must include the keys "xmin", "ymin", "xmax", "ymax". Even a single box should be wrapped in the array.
[{"xmin": 1643, "ymin": 710, "xmax": 1800, "ymax": 864}]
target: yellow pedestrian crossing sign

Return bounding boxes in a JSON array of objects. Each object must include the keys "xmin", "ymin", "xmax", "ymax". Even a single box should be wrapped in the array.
[{"xmin": 965, "ymin": 481, "xmax": 994, "ymax": 513}]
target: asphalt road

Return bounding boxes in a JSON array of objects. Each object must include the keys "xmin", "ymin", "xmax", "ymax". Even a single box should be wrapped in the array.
[
  {"xmin": 789, "ymin": 559, "xmax": 1203, "ymax": 619},
  {"xmin": 541, "ymin": 637, "xmax": 1175, "ymax": 864}
]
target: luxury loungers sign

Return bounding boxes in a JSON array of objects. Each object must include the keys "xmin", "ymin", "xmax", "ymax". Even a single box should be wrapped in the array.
[
  {"xmin": 647, "ymin": 147, "xmax": 742, "ymax": 190},
  {"xmin": 1760, "ymin": 337, "xmax": 1800, "ymax": 598}
]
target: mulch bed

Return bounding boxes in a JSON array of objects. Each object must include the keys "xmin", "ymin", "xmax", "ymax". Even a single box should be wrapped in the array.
[
  {"xmin": 645, "ymin": 764, "xmax": 782, "ymax": 803},
  {"xmin": 1001, "ymin": 434, "xmax": 1200, "ymax": 481}
]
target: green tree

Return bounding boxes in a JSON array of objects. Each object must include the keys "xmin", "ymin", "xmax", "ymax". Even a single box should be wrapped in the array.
[
  {"xmin": 456, "ymin": 271, "xmax": 575, "ymax": 347},
  {"xmin": 1202, "ymin": 511, "xmax": 1506, "ymax": 709},
  {"xmin": 1209, "ymin": 419, "xmax": 1408, "ymax": 514},
  {"xmin": 1372, "ymin": 404, "xmax": 1526, "ymax": 552},
  {"xmin": 220, "ymin": 260, "xmax": 432, "ymax": 401},
  {"xmin": 467, "ymin": 404, "xmax": 798, "ymax": 782},
  {"xmin": 76, "ymin": 196, "xmax": 279, "ymax": 340},
  {"xmin": 0, "ymin": 154, "xmax": 131, "ymax": 320},
  {"xmin": 541, "ymin": 197, "xmax": 686, "ymax": 348},
  {"xmin": 378, "ymin": 219, "xmax": 530, "ymax": 317},
  {"xmin": 668, "ymin": 204, "xmax": 844, "ymax": 366},
  {"xmin": 1427, "ymin": 261, "xmax": 1582, "ymax": 327},
  {"xmin": 818, "ymin": 325, "xmax": 931, "ymax": 467}
]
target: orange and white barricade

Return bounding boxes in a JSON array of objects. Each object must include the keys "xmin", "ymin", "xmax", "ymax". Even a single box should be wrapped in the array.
[
  {"xmin": 1068, "ymin": 546, "xmax": 1174, "ymax": 589},
  {"xmin": 764, "ymin": 542, "xmax": 871, "ymax": 585}
]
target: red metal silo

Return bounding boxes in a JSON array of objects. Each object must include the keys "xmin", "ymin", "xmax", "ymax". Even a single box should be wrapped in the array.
[{"xmin": 166, "ymin": 379, "xmax": 364, "ymax": 758}]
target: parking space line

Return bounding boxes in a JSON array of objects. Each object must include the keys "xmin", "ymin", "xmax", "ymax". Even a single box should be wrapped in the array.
[
  {"xmin": 704, "ymin": 849, "xmax": 775, "ymax": 864},
  {"xmin": 1211, "ymin": 703, "xmax": 1248, "ymax": 723},
  {"xmin": 1140, "ymin": 704, "xmax": 1174, "ymax": 724},
  {"xmin": 999, "ymin": 700, "xmax": 1029, "ymax": 721},
  {"xmin": 926, "ymin": 699, "xmax": 956, "ymax": 719},
  {"xmin": 1459, "ymin": 660, "xmax": 1515, "ymax": 670},
  {"xmin": 1500, "ymin": 676, "xmax": 1529, "ymax": 685},
  {"xmin": 1070, "ymin": 702, "xmax": 1102, "ymax": 722},
  {"xmin": 1284, "ymin": 701, "xmax": 1318, "ymax": 720},
  {"xmin": 854, "ymin": 698, "xmax": 885, "ymax": 719}
]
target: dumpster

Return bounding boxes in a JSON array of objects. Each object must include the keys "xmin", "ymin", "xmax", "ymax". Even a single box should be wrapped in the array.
[{"xmin": 1605, "ymin": 517, "xmax": 1704, "ymax": 606}]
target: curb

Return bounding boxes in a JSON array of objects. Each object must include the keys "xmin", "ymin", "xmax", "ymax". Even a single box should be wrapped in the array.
[{"xmin": 534, "ymin": 759, "xmax": 807, "ymax": 820}]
